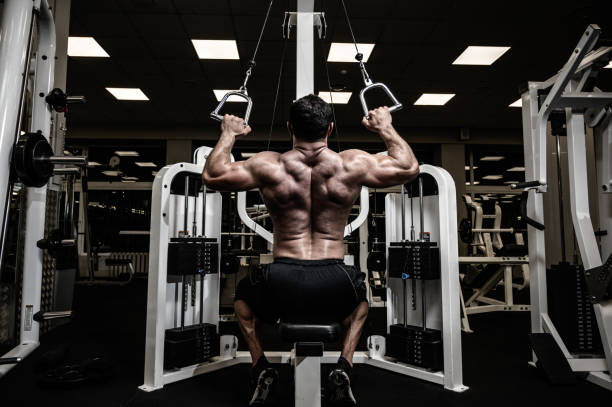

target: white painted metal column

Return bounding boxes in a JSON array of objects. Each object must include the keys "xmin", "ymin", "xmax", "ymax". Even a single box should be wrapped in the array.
[
  {"xmin": 296, "ymin": 0, "xmax": 314, "ymax": 98},
  {"xmin": 521, "ymin": 87, "xmax": 548, "ymax": 336},
  {"xmin": 0, "ymin": 0, "xmax": 35, "ymax": 262},
  {"xmin": 20, "ymin": 0, "xmax": 56, "ymax": 347}
]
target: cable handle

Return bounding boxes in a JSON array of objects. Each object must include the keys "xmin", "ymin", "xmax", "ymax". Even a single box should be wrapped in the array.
[
  {"xmin": 359, "ymin": 82, "xmax": 403, "ymax": 119},
  {"xmin": 209, "ymin": 90, "xmax": 253, "ymax": 127}
]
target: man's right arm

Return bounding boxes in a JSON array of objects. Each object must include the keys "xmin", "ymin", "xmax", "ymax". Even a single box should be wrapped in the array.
[{"xmin": 342, "ymin": 107, "xmax": 419, "ymax": 188}]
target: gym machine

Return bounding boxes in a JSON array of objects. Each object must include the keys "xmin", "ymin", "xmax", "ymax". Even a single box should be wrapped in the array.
[
  {"xmin": 0, "ymin": 0, "xmax": 86, "ymax": 373},
  {"xmin": 519, "ymin": 24, "xmax": 612, "ymax": 390},
  {"xmin": 458, "ymin": 195, "xmax": 530, "ymax": 332},
  {"xmin": 141, "ymin": 2, "xmax": 466, "ymax": 404}
]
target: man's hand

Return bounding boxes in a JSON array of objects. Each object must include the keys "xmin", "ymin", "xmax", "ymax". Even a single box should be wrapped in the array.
[
  {"xmin": 221, "ymin": 114, "xmax": 252, "ymax": 138},
  {"xmin": 361, "ymin": 106, "xmax": 392, "ymax": 133}
]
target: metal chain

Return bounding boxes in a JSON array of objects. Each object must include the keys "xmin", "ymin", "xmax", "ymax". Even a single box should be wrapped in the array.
[{"xmin": 339, "ymin": 0, "xmax": 371, "ymax": 85}]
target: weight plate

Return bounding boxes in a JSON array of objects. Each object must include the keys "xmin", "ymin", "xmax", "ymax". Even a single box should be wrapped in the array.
[{"xmin": 13, "ymin": 132, "xmax": 54, "ymax": 187}]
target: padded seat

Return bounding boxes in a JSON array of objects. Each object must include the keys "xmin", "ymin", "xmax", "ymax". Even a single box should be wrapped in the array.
[{"xmin": 279, "ymin": 322, "xmax": 340, "ymax": 343}]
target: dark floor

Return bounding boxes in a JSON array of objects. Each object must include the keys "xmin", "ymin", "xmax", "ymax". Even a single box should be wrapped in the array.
[{"xmin": 0, "ymin": 280, "xmax": 609, "ymax": 406}]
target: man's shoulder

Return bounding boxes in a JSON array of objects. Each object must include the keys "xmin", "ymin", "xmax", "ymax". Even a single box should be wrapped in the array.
[{"xmin": 339, "ymin": 149, "xmax": 371, "ymax": 164}]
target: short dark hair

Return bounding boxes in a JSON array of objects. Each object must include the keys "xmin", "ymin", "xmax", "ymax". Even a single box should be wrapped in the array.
[{"xmin": 289, "ymin": 94, "xmax": 333, "ymax": 141}]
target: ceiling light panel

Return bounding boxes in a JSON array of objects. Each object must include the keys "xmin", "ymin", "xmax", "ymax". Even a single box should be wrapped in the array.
[
  {"xmin": 115, "ymin": 151, "xmax": 140, "ymax": 157},
  {"xmin": 102, "ymin": 170, "xmax": 121, "ymax": 176},
  {"xmin": 317, "ymin": 91, "xmax": 352, "ymax": 104},
  {"xmin": 414, "ymin": 93, "xmax": 455, "ymax": 106},
  {"xmin": 106, "ymin": 88, "xmax": 149, "ymax": 101},
  {"xmin": 213, "ymin": 90, "xmax": 248, "ymax": 102},
  {"xmin": 482, "ymin": 175, "xmax": 503, "ymax": 180},
  {"xmin": 452, "ymin": 46, "xmax": 510, "ymax": 65},
  {"xmin": 509, "ymin": 99, "xmax": 522, "ymax": 107},
  {"xmin": 68, "ymin": 37, "xmax": 109, "ymax": 57},
  {"xmin": 191, "ymin": 40, "xmax": 239, "ymax": 59},
  {"xmin": 327, "ymin": 43, "xmax": 375, "ymax": 62},
  {"xmin": 135, "ymin": 162, "xmax": 157, "ymax": 167},
  {"xmin": 507, "ymin": 167, "xmax": 525, "ymax": 172},
  {"xmin": 480, "ymin": 156, "xmax": 504, "ymax": 161},
  {"xmin": 87, "ymin": 161, "xmax": 101, "ymax": 167},
  {"xmin": 465, "ymin": 166, "xmax": 478, "ymax": 170}
]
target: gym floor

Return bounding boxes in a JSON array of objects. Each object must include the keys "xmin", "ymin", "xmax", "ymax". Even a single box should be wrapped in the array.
[{"xmin": 0, "ymin": 281, "xmax": 607, "ymax": 406}]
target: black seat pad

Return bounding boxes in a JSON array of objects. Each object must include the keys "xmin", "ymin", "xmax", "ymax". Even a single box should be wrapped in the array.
[{"xmin": 279, "ymin": 322, "xmax": 340, "ymax": 343}]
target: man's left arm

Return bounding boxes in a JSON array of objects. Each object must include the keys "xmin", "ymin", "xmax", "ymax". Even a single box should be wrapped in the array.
[{"xmin": 202, "ymin": 114, "xmax": 258, "ymax": 191}]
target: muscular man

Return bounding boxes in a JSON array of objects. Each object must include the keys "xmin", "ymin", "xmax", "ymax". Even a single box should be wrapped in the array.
[{"xmin": 203, "ymin": 95, "xmax": 418, "ymax": 406}]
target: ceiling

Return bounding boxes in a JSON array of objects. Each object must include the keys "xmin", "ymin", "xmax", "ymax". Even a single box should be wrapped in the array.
[{"xmin": 66, "ymin": 0, "xmax": 612, "ymax": 138}]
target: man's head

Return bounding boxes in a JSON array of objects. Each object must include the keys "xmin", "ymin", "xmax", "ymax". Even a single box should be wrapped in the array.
[{"xmin": 288, "ymin": 94, "xmax": 333, "ymax": 142}]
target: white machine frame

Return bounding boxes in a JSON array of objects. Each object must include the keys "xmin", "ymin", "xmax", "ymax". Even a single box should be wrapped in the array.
[
  {"xmin": 521, "ymin": 24, "xmax": 612, "ymax": 390},
  {"xmin": 141, "ymin": 160, "xmax": 467, "ymax": 395},
  {"xmin": 0, "ymin": 0, "xmax": 57, "ymax": 377}
]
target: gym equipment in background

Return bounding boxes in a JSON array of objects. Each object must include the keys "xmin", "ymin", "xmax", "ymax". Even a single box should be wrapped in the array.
[
  {"xmin": 519, "ymin": 24, "xmax": 612, "ymax": 390},
  {"xmin": 458, "ymin": 195, "xmax": 530, "ymax": 332},
  {"xmin": 0, "ymin": 0, "xmax": 86, "ymax": 375}
]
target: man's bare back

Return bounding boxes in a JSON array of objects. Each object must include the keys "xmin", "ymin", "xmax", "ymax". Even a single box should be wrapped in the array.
[{"xmin": 203, "ymin": 104, "xmax": 419, "ymax": 260}]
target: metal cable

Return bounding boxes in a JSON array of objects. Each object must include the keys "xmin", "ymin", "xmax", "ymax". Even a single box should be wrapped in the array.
[
  {"xmin": 324, "ymin": 59, "xmax": 342, "ymax": 152},
  {"xmin": 251, "ymin": 0, "xmax": 275, "ymax": 64},
  {"xmin": 340, "ymin": 0, "xmax": 360, "ymax": 53},
  {"xmin": 267, "ymin": 38, "xmax": 288, "ymax": 151}
]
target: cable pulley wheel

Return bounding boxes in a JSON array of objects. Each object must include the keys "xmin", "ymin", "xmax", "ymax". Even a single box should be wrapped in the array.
[{"xmin": 12, "ymin": 131, "xmax": 54, "ymax": 187}]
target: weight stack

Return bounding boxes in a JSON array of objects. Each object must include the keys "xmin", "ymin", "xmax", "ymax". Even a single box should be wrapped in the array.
[
  {"xmin": 547, "ymin": 262, "xmax": 602, "ymax": 353},
  {"xmin": 164, "ymin": 323, "xmax": 219, "ymax": 369},
  {"xmin": 168, "ymin": 238, "xmax": 219, "ymax": 276},
  {"xmin": 388, "ymin": 241, "xmax": 440, "ymax": 280},
  {"xmin": 386, "ymin": 324, "xmax": 443, "ymax": 371}
]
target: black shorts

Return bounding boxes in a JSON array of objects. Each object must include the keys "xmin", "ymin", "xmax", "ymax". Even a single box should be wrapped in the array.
[{"xmin": 235, "ymin": 258, "xmax": 367, "ymax": 324}]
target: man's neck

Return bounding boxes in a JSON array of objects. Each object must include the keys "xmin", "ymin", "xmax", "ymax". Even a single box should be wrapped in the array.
[{"xmin": 293, "ymin": 139, "xmax": 327, "ymax": 155}]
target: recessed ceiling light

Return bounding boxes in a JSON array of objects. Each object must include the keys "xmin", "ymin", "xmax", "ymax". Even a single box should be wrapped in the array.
[
  {"xmin": 317, "ymin": 91, "xmax": 352, "ymax": 104},
  {"xmin": 122, "ymin": 176, "xmax": 138, "ymax": 181},
  {"xmin": 480, "ymin": 156, "xmax": 504, "ymax": 161},
  {"xmin": 414, "ymin": 93, "xmax": 455, "ymax": 106},
  {"xmin": 452, "ymin": 46, "xmax": 510, "ymax": 65},
  {"xmin": 87, "ymin": 161, "xmax": 101, "ymax": 167},
  {"xmin": 465, "ymin": 166, "xmax": 478, "ymax": 170},
  {"xmin": 102, "ymin": 170, "xmax": 121, "ymax": 177},
  {"xmin": 504, "ymin": 180, "xmax": 519, "ymax": 184},
  {"xmin": 135, "ymin": 162, "xmax": 157, "ymax": 167},
  {"xmin": 327, "ymin": 43, "xmax": 375, "ymax": 62},
  {"xmin": 482, "ymin": 175, "xmax": 503, "ymax": 180},
  {"xmin": 509, "ymin": 99, "xmax": 522, "ymax": 108},
  {"xmin": 465, "ymin": 181, "xmax": 480, "ymax": 185},
  {"xmin": 115, "ymin": 151, "xmax": 140, "ymax": 157},
  {"xmin": 507, "ymin": 166, "xmax": 525, "ymax": 172},
  {"xmin": 213, "ymin": 89, "xmax": 248, "ymax": 102},
  {"xmin": 68, "ymin": 37, "xmax": 109, "ymax": 57},
  {"xmin": 191, "ymin": 39, "xmax": 239, "ymax": 60},
  {"xmin": 106, "ymin": 87, "xmax": 149, "ymax": 101}
]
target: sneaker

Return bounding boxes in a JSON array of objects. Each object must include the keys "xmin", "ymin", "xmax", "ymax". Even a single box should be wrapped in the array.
[
  {"xmin": 326, "ymin": 369, "xmax": 357, "ymax": 406},
  {"xmin": 249, "ymin": 367, "xmax": 279, "ymax": 406}
]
